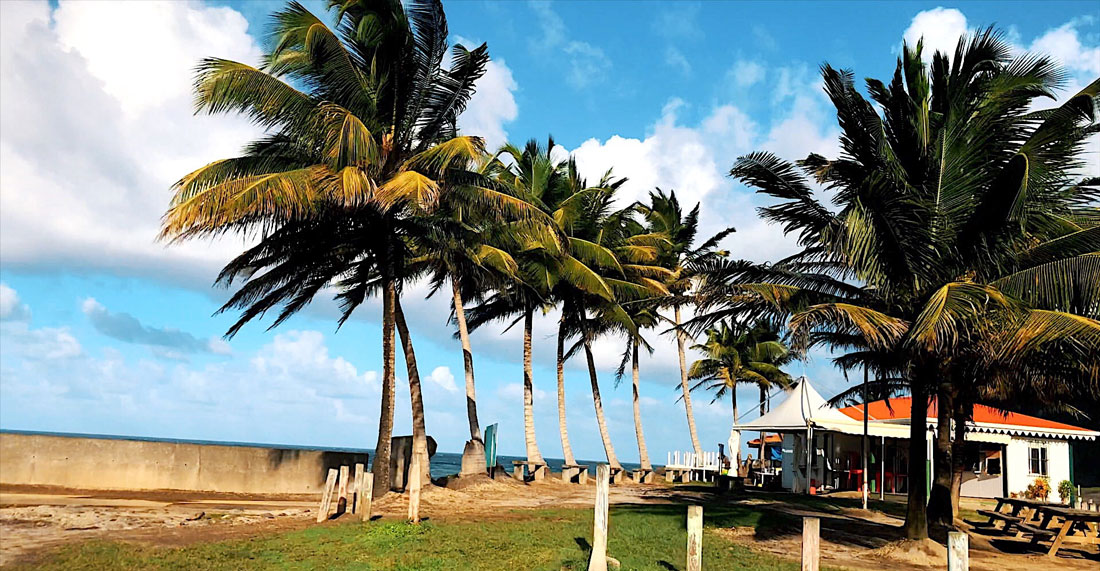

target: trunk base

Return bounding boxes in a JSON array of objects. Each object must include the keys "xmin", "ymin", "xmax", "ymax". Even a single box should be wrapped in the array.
[{"xmin": 460, "ymin": 439, "xmax": 486, "ymax": 477}]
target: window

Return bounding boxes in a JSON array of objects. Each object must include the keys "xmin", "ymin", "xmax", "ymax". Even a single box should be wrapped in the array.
[
  {"xmin": 1028, "ymin": 446, "xmax": 1048, "ymax": 476},
  {"xmin": 986, "ymin": 458, "xmax": 1001, "ymax": 476}
]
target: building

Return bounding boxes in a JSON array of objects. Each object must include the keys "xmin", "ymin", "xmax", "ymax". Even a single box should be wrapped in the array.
[{"xmin": 734, "ymin": 377, "xmax": 1099, "ymax": 502}]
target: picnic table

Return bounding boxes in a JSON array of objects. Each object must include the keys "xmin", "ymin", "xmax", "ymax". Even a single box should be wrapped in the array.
[
  {"xmin": 1020, "ymin": 505, "xmax": 1100, "ymax": 558},
  {"xmin": 978, "ymin": 497, "xmax": 1049, "ymax": 532}
]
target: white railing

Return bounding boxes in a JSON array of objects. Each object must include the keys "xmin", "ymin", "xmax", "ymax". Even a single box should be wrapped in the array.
[{"xmin": 665, "ymin": 450, "xmax": 720, "ymax": 471}]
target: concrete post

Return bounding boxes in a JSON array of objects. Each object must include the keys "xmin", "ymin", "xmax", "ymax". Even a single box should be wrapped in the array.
[
  {"xmin": 948, "ymin": 531, "xmax": 968, "ymax": 571},
  {"xmin": 316, "ymin": 468, "xmax": 338, "ymax": 523},
  {"xmin": 588, "ymin": 464, "xmax": 610, "ymax": 571},
  {"xmin": 801, "ymin": 517, "xmax": 819, "ymax": 571},
  {"xmin": 686, "ymin": 505, "xmax": 703, "ymax": 571}
]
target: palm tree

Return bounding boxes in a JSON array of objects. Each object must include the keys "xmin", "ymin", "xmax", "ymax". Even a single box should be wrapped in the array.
[
  {"xmin": 615, "ymin": 303, "xmax": 660, "ymax": 474},
  {"xmin": 159, "ymin": 0, "xmax": 504, "ymax": 504},
  {"xmin": 417, "ymin": 154, "xmax": 525, "ymax": 474},
  {"xmin": 688, "ymin": 322, "xmax": 794, "ymax": 464},
  {"xmin": 465, "ymin": 138, "xmax": 616, "ymax": 468},
  {"xmin": 637, "ymin": 189, "xmax": 734, "ymax": 458},
  {"xmin": 695, "ymin": 31, "xmax": 1099, "ymax": 538}
]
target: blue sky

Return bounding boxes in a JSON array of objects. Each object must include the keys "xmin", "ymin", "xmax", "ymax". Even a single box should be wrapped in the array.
[{"xmin": 1, "ymin": 1, "xmax": 1098, "ymax": 463}]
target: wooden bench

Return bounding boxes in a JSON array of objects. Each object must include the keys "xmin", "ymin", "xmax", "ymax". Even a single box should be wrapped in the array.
[
  {"xmin": 1018, "ymin": 523, "xmax": 1057, "ymax": 542},
  {"xmin": 512, "ymin": 460, "xmax": 548, "ymax": 482},
  {"xmin": 976, "ymin": 509, "xmax": 1023, "ymax": 531},
  {"xmin": 631, "ymin": 468, "xmax": 655, "ymax": 484},
  {"xmin": 561, "ymin": 464, "xmax": 589, "ymax": 484}
]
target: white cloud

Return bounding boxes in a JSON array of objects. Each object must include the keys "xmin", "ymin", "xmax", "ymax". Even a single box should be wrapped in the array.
[
  {"xmin": 458, "ymin": 58, "xmax": 519, "ymax": 151},
  {"xmin": 0, "ymin": 283, "xmax": 31, "ymax": 321},
  {"xmin": 0, "ymin": 0, "xmax": 262, "ymax": 289},
  {"xmin": 665, "ymin": 47, "xmax": 691, "ymax": 75},
  {"xmin": 529, "ymin": 1, "xmax": 611, "ymax": 88},
  {"xmin": 428, "ymin": 365, "xmax": 459, "ymax": 393},
  {"xmin": 730, "ymin": 59, "xmax": 765, "ymax": 88},
  {"xmin": 1028, "ymin": 20, "xmax": 1100, "ymax": 76},
  {"xmin": 903, "ymin": 7, "xmax": 969, "ymax": 61}
]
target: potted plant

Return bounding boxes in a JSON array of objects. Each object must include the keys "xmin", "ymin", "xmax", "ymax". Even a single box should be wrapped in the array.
[{"xmin": 1057, "ymin": 480, "xmax": 1074, "ymax": 505}]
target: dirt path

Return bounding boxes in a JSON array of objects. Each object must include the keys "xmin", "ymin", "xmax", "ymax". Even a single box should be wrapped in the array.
[{"xmin": 2, "ymin": 480, "xmax": 1096, "ymax": 569}]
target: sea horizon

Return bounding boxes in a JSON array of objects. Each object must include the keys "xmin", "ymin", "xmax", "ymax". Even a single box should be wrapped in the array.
[{"xmin": 0, "ymin": 428, "xmax": 652, "ymax": 479}]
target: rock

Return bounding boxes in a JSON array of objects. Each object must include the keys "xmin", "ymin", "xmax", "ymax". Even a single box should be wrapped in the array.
[
  {"xmin": 460, "ymin": 439, "xmax": 487, "ymax": 477},
  {"xmin": 606, "ymin": 556, "xmax": 621, "ymax": 570}
]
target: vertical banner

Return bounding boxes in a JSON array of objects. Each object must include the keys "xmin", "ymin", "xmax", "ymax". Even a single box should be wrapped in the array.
[{"xmin": 484, "ymin": 423, "xmax": 498, "ymax": 470}]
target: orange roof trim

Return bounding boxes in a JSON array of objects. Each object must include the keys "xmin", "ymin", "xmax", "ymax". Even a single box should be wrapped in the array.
[{"xmin": 838, "ymin": 397, "xmax": 1094, "ymax": 433}]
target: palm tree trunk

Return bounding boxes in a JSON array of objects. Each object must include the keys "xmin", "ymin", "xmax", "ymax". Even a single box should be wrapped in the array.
[
  {"xmin": 905, "ymin": 375, "xmax": 930, "ymax": 540},
  {"xmin": 371, "ymin": 276, "xmax": 397, "ymax": 499},
  {"xmin": 758, "ymin": 384, "xmax": 767, "ymax": 466},
  {"xmin": 928, "ymin": 383, "xmax": 954, "ymax": 528},
  {"xmin": 632, "ymin": 340, "xmax": 651, "ymax": 470},
  {"xmin": 584, "ymin": 335, "xmax": 621, "ymax": 469},
  {"xmin": 731, "ymin": 385, "xmax": 740, "ymax": 465},
  {"xmin": 452, "ymin": 279, "xmax": 482, "ymax": 441},
  {"xmin": 394, "ymin": 296, "xmax": 429, "ymax": 516},
  {"xmin": 522, "ymin": 306, "xmax": 543, "ymax": 463},
  {"xmin": 674, "ymin": 305, "xmax": 703, "ymax": 457},
  {"xmin": 949, "ymin": 399, "xmax": 970, "ymax": 523},
  {"xmin": 556, "ymin": 316, "xmax": 577, "ymax": 466}
]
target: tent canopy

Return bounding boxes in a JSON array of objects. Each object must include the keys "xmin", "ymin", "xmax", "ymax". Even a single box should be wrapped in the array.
[{"xmin": 735, "ymin": 377, "xmax": 911, "ymax": 438}]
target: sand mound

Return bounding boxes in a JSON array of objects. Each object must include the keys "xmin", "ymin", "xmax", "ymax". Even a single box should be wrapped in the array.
[{"xmin": 865, "ymin": 538, "xmax": 947, "ymax": 567}]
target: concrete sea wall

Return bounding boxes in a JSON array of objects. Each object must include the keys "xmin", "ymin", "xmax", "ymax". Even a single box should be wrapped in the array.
[{"xmin": 0, "ymin": 432, "xmax": 369, "ymax": 495}]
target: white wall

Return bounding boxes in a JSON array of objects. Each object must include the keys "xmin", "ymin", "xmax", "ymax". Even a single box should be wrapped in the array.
[{"xmin": 1005, "ymin": 437, "xmax": 1071, "ymax": 502}]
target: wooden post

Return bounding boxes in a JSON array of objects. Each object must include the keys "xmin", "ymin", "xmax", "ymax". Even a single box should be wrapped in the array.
[
  {"xmin": 801, "ymin": 517, "xmax": 819, "ymax": 571},
  {"xmin": 408, "ymin": 453, "xmax": 422, "ymax": 523},
  {"xmin": 316, "ymin": 468, "xmax": 338, "ymax": 523},
  {"xmin": 352, "ymin": 463, "xmax": 365, "ymax": 514},
  {"xmin": 948, "ymin": 531, "xmax": 968, "ymax": 571},
  {"xmin": 337, "ymin": 465, "xmax": 350, "ymax": 515},
  {"xmin": 361, "ymin": 472, "xmax": 374, "ymax": 522},
  {"xmin": 588, "ymin": 464, "xmax": 611, "ymax": 571},
  {"xmin": 686, "ymin": 505, "xmax": 703, "ymax": 571}
]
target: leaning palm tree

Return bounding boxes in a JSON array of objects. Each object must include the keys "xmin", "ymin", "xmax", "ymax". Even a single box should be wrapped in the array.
[
  {"xmin": 465, "ymin": 138, "xmax": 617, "ymax": 469},
  {"xmin": 615, "ymin": 303, "xmax": 660, "ymax": 474},
  {"xmin": 159, "ymin": 0, "xmax": 505, "ymax": 505},
  {"xmin": 694, "ymin": 31, "xmax": 1099, "ymax": 538},
  {"xmin": 637, "ymin": 189, "xmax": 734, "ymax": 457},
  {"xmin": 688, "ymin": 322, "xmax": 794, "ymax": 464},
  {"xmin": 562, "ymin": 180, "xmax": 672, "ymax": 471}
]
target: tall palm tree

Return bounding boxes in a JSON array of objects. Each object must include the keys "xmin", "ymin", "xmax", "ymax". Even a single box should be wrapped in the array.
[
  {"xmin": 562, "ymin": 182, "xmax": 672, "ymax": 471},
  {"xmin": 694, "ymin": 31, "xmax": 1099, "ymax": 538},
  {"xmin": 159, "ymin": 0, "xmax": 506, "ymax": 503},
  {"xmin": 637, "ymin": 189, "xmax": 734, "ymax": 457},
  {"xmin": 465, "ymin": 138, "xmax": 617, "ymax": 468},
  {"xmin": 417, "ymin": 153, "xmax": 525, "ymax": 474},
  {"xmin": 615, "ymin": 303, "xmax": 660, "ymax": 474},
  {"xmin": 688, "ymin": 322, "xmax": 794, "ymax": 464}
]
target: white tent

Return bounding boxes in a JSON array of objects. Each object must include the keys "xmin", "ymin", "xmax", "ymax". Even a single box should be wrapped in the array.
[{"xmin": 735, "ymin": 376, "xmax": 909, "ymax": 439}]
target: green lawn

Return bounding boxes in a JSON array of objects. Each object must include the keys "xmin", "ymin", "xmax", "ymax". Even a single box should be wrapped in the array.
[{"xmin": 18, "ymin": 504, "xmax": 806, "ymax": 571}]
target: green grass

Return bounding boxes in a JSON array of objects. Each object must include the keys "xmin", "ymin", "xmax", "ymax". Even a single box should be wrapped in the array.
[{"xmin": 18, "ymin": 504, "xmax": 805, "ymax": 571}]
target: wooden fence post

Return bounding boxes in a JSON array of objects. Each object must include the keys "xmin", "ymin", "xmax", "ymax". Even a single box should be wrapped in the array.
[
  {"xmin": 588, "ymin": 464, "xmax": 611, "ymax": 571},
  {"xmin": 337, "ymin": 465, "xmax": 350, "ymax": 515},
  {"xmin": 361, "ymin": 472, "xmax": 374, "ymax": 522},
  {"xmin": 352, "ymin": 463, "xmax": 365, "ymax": 514},
  {"xmin": 686, "ymin": 505, "xmax": 703, "ymax": 571},
  {"xmin": 948, "ymin": 531, "xmax": 968, "ymax": 571},
  {"xmin": 801, "ymin": 517, "xmax": 819, "ymax": 571},
  {"xmin": 408, "ymin": 453, "xmax": 422, "ymax": 523},
  {"xmin": 316, "ymin": 468, "xmax": 338, "ymax": 523}
]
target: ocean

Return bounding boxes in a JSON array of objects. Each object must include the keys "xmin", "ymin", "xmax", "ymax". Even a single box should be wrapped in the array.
[{"xmin": 0, "ymin": 429, "xmax": 646, "ymax": 480}]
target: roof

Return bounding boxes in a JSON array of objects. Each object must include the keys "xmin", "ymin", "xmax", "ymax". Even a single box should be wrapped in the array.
[{"xmin": 839, "ymin": 398, "xmax": 1099, "ymax": 441}]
